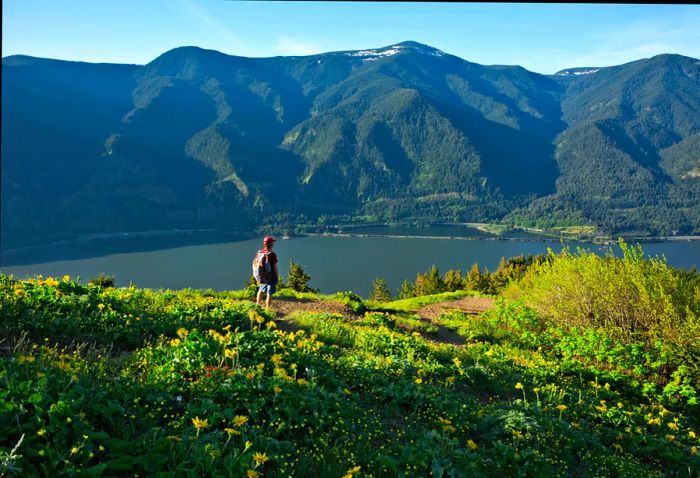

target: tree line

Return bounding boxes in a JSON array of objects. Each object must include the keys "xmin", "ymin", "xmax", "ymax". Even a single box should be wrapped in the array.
[{"xmin": 369, "ymin": 254, "xmax": 548, "ymax": 302}]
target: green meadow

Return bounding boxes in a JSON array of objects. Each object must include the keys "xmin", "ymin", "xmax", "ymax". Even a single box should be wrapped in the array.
[{"xmin": 1, "ymin": 242, "xmax": 699, "ymax": 477}]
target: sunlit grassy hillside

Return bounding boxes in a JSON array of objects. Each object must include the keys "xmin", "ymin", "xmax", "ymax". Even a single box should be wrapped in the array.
[{"xmin": 1, "ymin": 243, "xmax": 699, "ymax": 476}]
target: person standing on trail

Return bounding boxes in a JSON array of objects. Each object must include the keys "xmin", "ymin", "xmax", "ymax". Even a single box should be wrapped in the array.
[{"xmin": 253, "ymin": 236, "xmax": 279, "ymax": 310}]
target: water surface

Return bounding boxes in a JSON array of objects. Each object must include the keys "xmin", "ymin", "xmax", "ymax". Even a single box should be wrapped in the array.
[{"xmin": 2, "ymin": 230, "xmax": 698, "ymax": 297}]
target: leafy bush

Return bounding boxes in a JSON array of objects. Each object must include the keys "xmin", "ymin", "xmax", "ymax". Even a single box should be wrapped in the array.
[
  {"xmin": 88, "ymin": 273, "xmax": 115, "ymax": 288},
  {"xmin": 506, "ymin": 239, "xmax": 700, "ymax": 399}
]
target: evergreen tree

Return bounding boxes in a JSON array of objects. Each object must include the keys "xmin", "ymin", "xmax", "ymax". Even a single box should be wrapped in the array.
[
  {"xmin": 465, "ymin": 263, "xmax": 484, "ymax": 292},
  {"xmin": 398, "ymin": 279, "xmax": 415, "ymax": 299},
  {"xmin": 414, "ymin": 265, "xmax": 446, "ymax": 296},
  {"xmin": 369, "ymin": 278, "xmax": 392, "ymax": 302},
  {"xmin": 287, "ymin": 260, "xmax": 316, "ymax": 293},
  {"xmin": 443, "ymin": 269, "xmax": 464, "ymax": 292}
]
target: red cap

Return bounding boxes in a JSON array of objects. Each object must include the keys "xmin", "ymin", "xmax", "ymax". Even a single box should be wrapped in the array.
[{"xmin": 263, "ymin": 236, "xmax": 276, "ymax": 244}]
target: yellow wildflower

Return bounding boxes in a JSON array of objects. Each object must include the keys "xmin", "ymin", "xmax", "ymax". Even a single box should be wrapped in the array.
[
  {"xmin": 244, "ymin": 440, "xmax": 253, "ymax": 450},
  {"xmin": 97, "ymin": 303, "xmax": 105, "ymax": 310},
  {"xmin": 44, "ymin": 277, "xmax": 59, "ymax": 287},
  {"xmin": 274, "ymin": 386, "xmax": 282, "ymax": 394},
  {"xmin": 169, "ymin": 338, "xmax": 181, "ymax": 347},
  {"xmin": 689, "ymin": 431, "xmax": 697, "ymax": 439},
  {"xmin": 192, "ymin": 416, "xmax": 208, "ymax": 430},
  {"xmin": 667, "ymin": 422, "xmax": 679, "ymax": 431},
  {"xmin": 253, "ymin": 452, "xmax": 269, "ymax": 464},
  {"xmin": 233, "ymin": 415, "xmax": 249, "ymax": 427},
  {"xmin": 247, "ymin": 471, "xmax": 259, "ymax": 478},
  {"xmin": 209, "ymin": 329, "xmax": 227, "ymax": 343},
  {"xmin": 343, "ymin": 465, "xmax": 362, "ymax": 478},
  {"xmin": 224, "ymin": 349, "xmax": 235, "ymax": 359},
  {"xmin": 613, "ymin": 443, "xmax": 623, "ymax": 453},
  {"xmin": 246, "ymin": 372, "xmax": 256, "ymax": 380},
  {"xmin": 18, "ymin": 354, "xmax": 35, "ymax": 364},
  {"xmin": 515, "ymin": 382, "xmax": 523, "ymax": 390},
  {"xmin": 297, "ymin": 378, "xmax": 308, "ymax": 385},
  {"xmin": 666, "ymin": 434, "xmax": 676, "ymax": 442},
  {"xmin": 266, "ymin": 321, "xmax": 277, "ymax": 329},
  {"xmin": 691, "ymin": 446, "xmax": 698, "ymax": 455},
  {"xmin": 37, "ymin": 429, "xmax": 47, "ymax": 437},
  {"xmin": 224, "ymin": 428, "xmax": 240, "ymax": 436},
  {"xmin": 271, "ymin": 354, "xmax": 283, "ymax": 366},
  {"xmin": 177, "ymin": 328, "xmax": 189, "ymax": 338},
  {"xmin": 343, "ymin": 388, "xmax": 352, "ymax": 395},
  {"xmin": 556, "ymin": 404, "xmax": 568, "ymax": 411},
  {"xmin": 62, "ymin": 275, "xmax": 71, "ymax": 282},
  {"xmin": 415, "ymin": 378, "xmax": 423, "ymax": 385},
  {"xmin": 467, "ymin": 439, "xmax": 478, "ymax": 450}
]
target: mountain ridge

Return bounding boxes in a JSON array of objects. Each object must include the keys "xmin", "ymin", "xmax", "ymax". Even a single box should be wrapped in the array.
[{"xmin": 2, "ymin": 43, "xmax": 699, "ymax": 248}]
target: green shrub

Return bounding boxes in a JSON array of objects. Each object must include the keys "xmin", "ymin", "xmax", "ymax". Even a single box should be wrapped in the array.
[
  {"xmin": 506, "ymin": 239, "xmax": 700, "ymax": 397},
  {"xmin": 88, "ymin": 273, "xmax": 115, "ymax": 288}
]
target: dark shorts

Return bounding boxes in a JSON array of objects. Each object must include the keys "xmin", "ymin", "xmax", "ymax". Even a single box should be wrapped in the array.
[{"xmin": 259, "ymin": 282, "xmax": 276, "ymax": 295}]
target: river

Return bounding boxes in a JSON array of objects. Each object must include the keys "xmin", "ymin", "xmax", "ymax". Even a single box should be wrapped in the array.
[{"xmin": 1, "ymin": 228, "xmax": 699, "ymax": 297}]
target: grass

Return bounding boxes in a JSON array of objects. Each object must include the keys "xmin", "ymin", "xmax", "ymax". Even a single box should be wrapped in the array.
[{"xmin": 2, "ymin": 273, "xmax": 699, "ymax": 477}]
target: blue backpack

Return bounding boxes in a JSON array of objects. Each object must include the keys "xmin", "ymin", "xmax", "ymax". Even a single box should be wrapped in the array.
[{"xmin": 252, "ymin": 250, "xmax": 272, "ymax": 283}]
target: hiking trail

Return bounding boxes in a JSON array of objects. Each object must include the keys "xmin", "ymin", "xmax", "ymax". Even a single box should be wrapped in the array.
[{"xmin": 265, "ymin": 295, "xmax": 495, "ymax": 346}]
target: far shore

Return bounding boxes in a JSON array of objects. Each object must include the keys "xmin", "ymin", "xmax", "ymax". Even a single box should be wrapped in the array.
[{"xmin": 3, "ymin": 225, "xmax": 700, "ymax": 257}]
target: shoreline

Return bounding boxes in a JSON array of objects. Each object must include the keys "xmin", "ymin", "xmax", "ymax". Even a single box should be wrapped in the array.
[{"xmin": 3, "ymin": 226, "xmax": 700, "ymax": 257}]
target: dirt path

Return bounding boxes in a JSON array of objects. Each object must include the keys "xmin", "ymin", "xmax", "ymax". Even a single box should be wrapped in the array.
[
  {"xmin": 414, "ymin": 296, "xmax": 495, "ymax": 346},
  {"xmin": 416, "ymin": 296, "xmax": 495, "ymax": 321},
  {"xmin": 266, "ymin": 295, "xmax": 495, "ymax": 345}
]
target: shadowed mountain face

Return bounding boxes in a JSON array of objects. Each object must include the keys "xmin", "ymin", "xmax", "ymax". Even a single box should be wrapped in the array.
[{"xmin": 2, "ymin": 43, "xmax": 700, "ymax": 248}]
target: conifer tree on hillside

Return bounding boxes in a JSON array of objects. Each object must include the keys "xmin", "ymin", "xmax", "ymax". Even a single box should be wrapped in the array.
[
  {"xmin": 466, "ymin": 263, "xmax": 485, "ymax": 292},
  {"xmin": 287, "ymin": 260, "xmax": 316, "ymax": 293},
  {"xmin": 369, "ymin": 278, "xmax": 392, "ymax": 302},
  {"xmin": 398, "ymin": 279, "xmax": 415, "ymax": 299},
  {"xmin": 414, "ymin": 265, "xmax": 445, "ymax": 296},
  {"xmin": 444, "ymin": 269, "xmax": 465, "ymax": 292}
]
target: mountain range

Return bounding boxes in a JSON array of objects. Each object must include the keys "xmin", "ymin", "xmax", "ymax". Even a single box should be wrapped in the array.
[{"xmin": 2, "ymin": 41, "xmax": 700, "ymax": 249}]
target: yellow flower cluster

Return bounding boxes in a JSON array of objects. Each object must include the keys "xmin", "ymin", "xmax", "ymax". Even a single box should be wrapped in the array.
[{"xmin": 343, "ymin": 465, "xmax": 362, "ymax": 478}]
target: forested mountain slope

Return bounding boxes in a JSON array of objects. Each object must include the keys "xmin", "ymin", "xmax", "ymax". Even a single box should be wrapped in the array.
[{"xmin": 2, "ymin": 43, "xmax": 699, "ymax": 248}]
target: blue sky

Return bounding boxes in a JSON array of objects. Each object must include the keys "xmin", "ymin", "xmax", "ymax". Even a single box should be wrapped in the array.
[{"xmin": 3, "ymin": 1, "xmax": 699, "ymax": 74}]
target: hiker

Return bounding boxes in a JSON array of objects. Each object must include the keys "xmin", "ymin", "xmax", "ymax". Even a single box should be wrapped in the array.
[{"xmin": 253, "ymin": 236, "xmax": 279, "ymax": 310}]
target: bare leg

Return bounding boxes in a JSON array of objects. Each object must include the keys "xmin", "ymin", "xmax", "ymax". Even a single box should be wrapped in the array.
[
  {"xmin": 265, "ymin": 293, "xmax": 272, "ymax": 310},
  {"xmin": 256, "ymin": 288, "xmax": 263, "ymax": 306}
]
